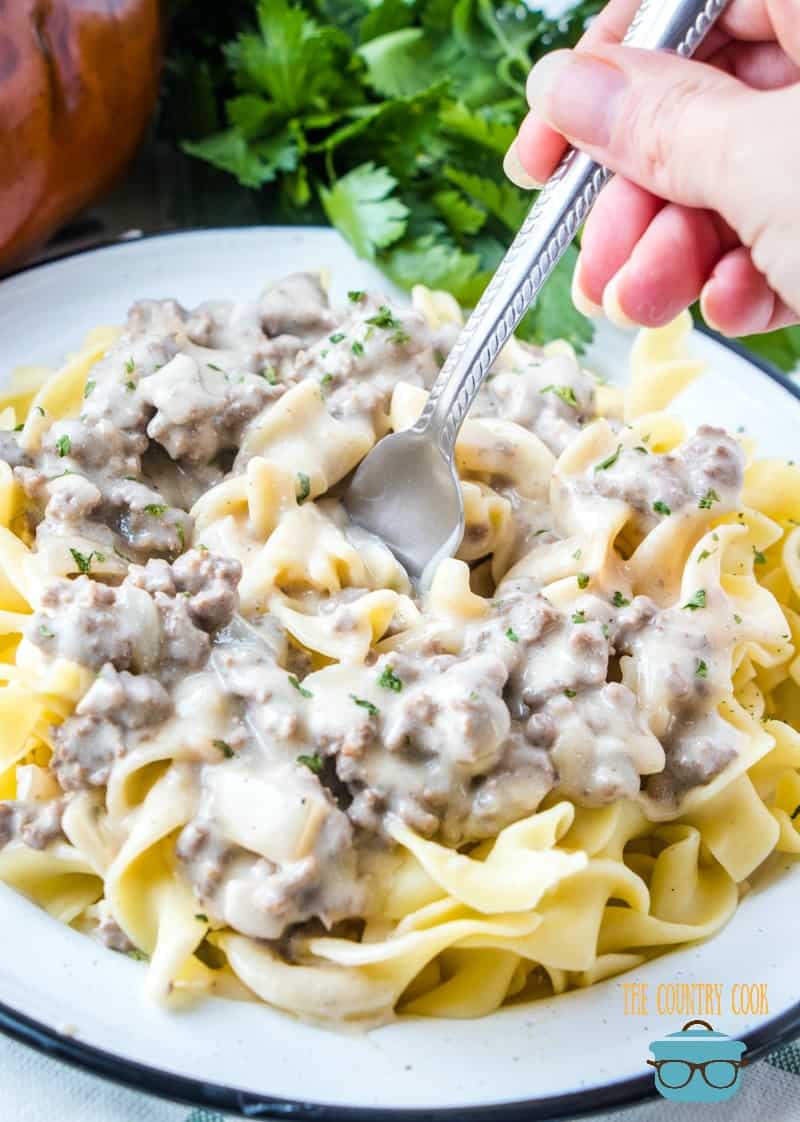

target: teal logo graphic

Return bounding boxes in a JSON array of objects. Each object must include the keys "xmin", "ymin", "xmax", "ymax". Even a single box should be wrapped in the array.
[{"xmin": 648, "ymin": 1019, "xmax": 747, "ymax": 1102}]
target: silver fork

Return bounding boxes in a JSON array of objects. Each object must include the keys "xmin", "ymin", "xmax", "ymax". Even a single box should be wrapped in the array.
[{"xmin": 343, "ymin": 0, "xmax": 731, "ymax": 585}]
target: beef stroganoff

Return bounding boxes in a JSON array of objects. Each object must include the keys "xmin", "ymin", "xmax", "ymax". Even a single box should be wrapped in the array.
[{"xmin": 0, "ymin": 274, "xmax": 799, "ymax": 1024}]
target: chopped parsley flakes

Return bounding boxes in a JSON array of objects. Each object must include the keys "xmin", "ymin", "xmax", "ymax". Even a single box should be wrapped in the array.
[
  {"xmin": 612, "ymin": 591, "xmax": 630, "ymax": 608},
  {"xmin": 124, "ymin": 357, "xmax": 135, "ymax": 374},
  {"xmin": 69, "ymin": 548, "xmax": 96, "ymax": 575},
  {"xmin": 144, "ymin": 503, "xmax": 168, "ymax": 517},
  {"xmin": 683, "ymin": 589, "xmax": 707, "ymax": 611},
  {"xmin": 365, "ymin": 305, "xmax": 400, "ymax": 330},
  {"xmin": 576, "ymin": 573, "xmax": 590, "ymax": 589},
  {"xmin": 351, "ymin": 694, "xmax": 380, "ymax": 717},
  {"xmin": 378, "ymin": 665, "xmax": 403, "ymax": 692},
  {"xmin": 297, "ymin": 753, "xmax": 323, "ymax": 775},
  {"xmin": 329, "ymin": 332, "xmax": 345, "ymax": 344},
  {"xmin": 698, "ymin": 488, "xmax": 720, "ymax": 510},
  {"xmin": 213, "ymin": 739, "xmax": 235, "ymax": 758},
  {"xmin": 288, "ymin": 674, "xmax": 313, "ymax": 698},
  {"xmin": 194, "ymin": 913, "xmax": 208, "ymax": 923},
  {"xmin": 351, "ymin": 340, "xmax": 365, "ymax": 357},
  {"xmin": 571, "ymin": 610, "xmax": 587, "ymax": 624},
  {"xmin": 296, "ymin": 472, "xmax": 311, "ymax": 504},
  {"xmin": 541, "ymin": 384, "xmax": 578, "ymax": 409},
  {"xmin": 652, "ymin": 500, "xmax": 671, "ymax": 516},
  {"xmin": 261, "ymin": 364, "xmax": 279, "ymax": 384},
  {"xmin": 55, "ymin": 434, "xmax": 71, "ymax": 458},
  {"xmin": 695, "ymin": 659, "xmax": 708, "ymax": 679},
  {"xmin": 594, "ymin": 444, "xmax": 622, "ymax": 472},
  {"xmin": 347, "ymin": 290, "xmax": 365, "ymax": 303},
  {"xmin": 505, "ymin": 626, "xmax": 519, "ymax": 643},
  {"xmin": 84, "ymin": 380, "xmax": 96, "ymax": 399},
  {"xmin": 563, "ymin": 688, "xmax": 577, "ymax": 699},
  {"xmin": 753, "ymin": 546, "xmax": 767, "ymax": 565}
]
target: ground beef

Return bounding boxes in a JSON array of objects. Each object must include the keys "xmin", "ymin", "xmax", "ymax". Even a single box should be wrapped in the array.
[
  {"xmin": 106, "ymin": 477, "xmax": 191, "ymax": 556},
  {"xmin": 29, "ymin": 577, "xmax": 142, "ymax": 671},
  {"xmin": 51, "ymin": 665, "xmax": 173, "ymax": 790},
  {"xmin": 581, "ymin": 426, "xmax": 744, "ymax": 527},
  {"xmin": 41, "ymin": 474, "xmax": 103, "ymax": 525},
  {"xmin": 0, "ymin": 431, "xmax": 28, "ymax": 469},
  {"xmin": 259, "ymin": 273, "xmax": 335, "ymax": 341},
  {"xmin": 171, "ymin": 550, "xmax": 242, "ymax": 631},
  {"xmin": 139, "ymin": 354, "xmax": 277, "ymax": 464},
  {"xmin": 0, "ymin": 799, "xmax": 64, "ymax": 850},
  {"xmin": 30, "ymin": 550, "xmax": 241, "ymax": 679}
]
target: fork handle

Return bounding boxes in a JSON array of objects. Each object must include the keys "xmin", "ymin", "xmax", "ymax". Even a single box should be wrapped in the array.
[{"xmin": 413, "ymin": 0, "xmax": 731, "ymax": 457}]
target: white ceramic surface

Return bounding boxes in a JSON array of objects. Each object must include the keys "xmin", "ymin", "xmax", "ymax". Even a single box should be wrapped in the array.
[{"xmin": 0, "ymin": 228, "xmax": 798, "ymax": 1118}]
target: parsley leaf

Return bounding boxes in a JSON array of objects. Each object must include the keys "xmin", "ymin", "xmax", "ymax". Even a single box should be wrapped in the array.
[
  {"xmin": 695, "ymin": 659, "xmax": 708, "ymax": 678},
  {"xmin": 653, "ymin": 500, "xmax": 671, "ymax": 516},
  {"xmin": 144, "ymin": 503, "xmax": 168, "ymax": 517},
  {"xmin": 505, "ymin": 626, "xmax": 519, "ymax": 643},
  {"xmin": 350, "ymin": 693, "xmax": 380, "ymax": 717},
  {"xmin": 541, "ymin": 384, "xmax": 578, "ymax": 409},
  {"xmin": 297, "ymin": 753, "xmax": 323, "ymax": 774},
  {"xmin": 84, "ymin": 380, "xmax": 96, "ymax": 399},
  {"xmin": 320, "ymin": 163, "xmax": 408, "ymax": 261},
  {"xmin": 296, "ymin": 472, "xmax": 311, "ymax": 504},
  {"xmin": 698, "ymin": 489, "xmax": 720, "ymax": 510},
  {"xmin": 213, "ymin": 739, "xmax": 235, "ymax": 758},
  {"xmin": 378, "ymin": 665, "xmax": 403, "ymax": 692},
  {"xmin": 753, "ymin": 546, "xmax": 767, "ymax": 565},
  {"xmin": 612, "ymin": 591, "xmax": 630, "ymax": 608},
  {"xmin": 365, "ymin": 305, "xmax": 400, "ymax": 330},
  {"xmin": 56, "ymin": 434, "xmax": 71, "ymax": 458},
  {"xmin": 595, "ymin": 444, "xmax": 622, "ymax": 472},
  {"xmin": 683, "ymin": 589, "xmax": 707, "ymax": 611},
  {"xmin": 69, "ymin": 548, "xmax": 94, "ymax": 575},
  {"xmin": 576, "ymin": 573, "xmax": 590, "ymax": 589},
  {"xmin": 288, "ymin": 674, "xmax": 313, "ymax": 698}
]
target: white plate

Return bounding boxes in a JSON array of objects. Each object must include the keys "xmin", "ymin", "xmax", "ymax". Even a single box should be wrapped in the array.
[{"xmin": 0, "ymin": 228, "xmax": 798, "ymax": 1120}]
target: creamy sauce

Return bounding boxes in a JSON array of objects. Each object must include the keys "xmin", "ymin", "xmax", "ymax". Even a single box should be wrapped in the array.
[{"xmin": 0, "ymin": 273, "xmax": 749, "ymax": 950}]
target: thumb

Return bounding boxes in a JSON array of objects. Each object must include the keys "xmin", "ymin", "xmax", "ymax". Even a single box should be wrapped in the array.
[{"xmin": 524, "ymin": 45, "xmax": 757, "ymax": 215}]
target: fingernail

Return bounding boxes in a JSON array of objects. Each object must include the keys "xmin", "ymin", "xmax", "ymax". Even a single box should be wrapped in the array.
[
  {"xmin": 503, "ymin": 140, "xmax": 542, "ymax": 190},
  {"xmin": 526, "ymin": 51, "xmax": 627, "ymax": 147},
  {"xmin": 603, "ymin": 272, "xmax": 638, "ymax": 330},
  {"xmin": 699, "ymin": 283, "xmax": 726, "ymax": 334},
  {"xmin": 571, "ymin": 256, "xmax": 603, "ymax": 318}
]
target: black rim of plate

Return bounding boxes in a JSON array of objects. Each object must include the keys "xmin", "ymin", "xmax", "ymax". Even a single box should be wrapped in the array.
[{"xmin": 1, "ymin": 231, "xmax": 799, "ymax": 1120}]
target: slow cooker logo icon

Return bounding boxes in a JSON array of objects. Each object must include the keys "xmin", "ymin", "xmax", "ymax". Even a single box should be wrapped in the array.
[{"xmin": 648, "ymin": 1019, "xmax": 748, "ymax": 1102}]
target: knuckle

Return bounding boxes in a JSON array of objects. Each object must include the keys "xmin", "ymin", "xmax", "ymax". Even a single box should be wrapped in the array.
[{"xmin": 612, "ymin": 72, "xmax": 733, "ymax": 205}]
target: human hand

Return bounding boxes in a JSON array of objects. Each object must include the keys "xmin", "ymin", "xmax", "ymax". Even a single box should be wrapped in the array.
[{"xmin": 504, "ymin": 0, "xmax": 800, "ymax": 336}]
